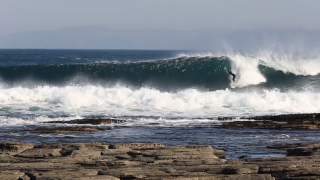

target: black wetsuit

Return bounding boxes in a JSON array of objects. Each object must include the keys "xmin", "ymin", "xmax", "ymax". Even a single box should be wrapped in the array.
[{"xmin": 228, "ymin": 71, "xmax": 236, "ymax": 82}]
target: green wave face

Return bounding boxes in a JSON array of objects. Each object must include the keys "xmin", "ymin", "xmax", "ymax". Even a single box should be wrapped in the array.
[
  {"xmin": 0, "ymin": 56, "xmax": 231, "ymax": 90},
  {"xmin": 0, "ymin": 56, "xmax": 318, "ymax": 91}
]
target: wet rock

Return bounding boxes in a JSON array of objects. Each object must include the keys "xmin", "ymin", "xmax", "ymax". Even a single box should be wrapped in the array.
[
  {"xmin": 46, "ymin": 118, "xmax": 125, "ymax": 125},
  {"xmin": 250, "ymin": 113, "xmax": 320, "ymax": 121},
  {"xmin": 216, "ymin": 113, "xmax": 320, "ymax": 130},
  {"xmin": 220, "ymin": 120, "xmax": 320, "ymax": 130},
  {"xmin": 21, "ymin": 126, "xmax": 104, "ymax": 133},
  {"xmin": 287, "ymin": 143, "xmax": 320, "ymax": 156}
]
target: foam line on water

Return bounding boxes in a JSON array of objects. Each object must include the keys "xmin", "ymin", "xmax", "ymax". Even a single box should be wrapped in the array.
[{"xmin": 0, "ymin": 85, "xmax": 320, "ymax": 122}]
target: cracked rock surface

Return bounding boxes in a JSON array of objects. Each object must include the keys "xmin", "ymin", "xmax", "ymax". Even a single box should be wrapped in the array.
[{"xmin": 1, "ymin": 141, "xmax": 320, "ymax": 180}]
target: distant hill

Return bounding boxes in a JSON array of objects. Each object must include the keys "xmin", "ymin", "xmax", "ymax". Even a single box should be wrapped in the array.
[{"xmin": 0, "ymin": 25, "xmax": 319, "ymax": 51}]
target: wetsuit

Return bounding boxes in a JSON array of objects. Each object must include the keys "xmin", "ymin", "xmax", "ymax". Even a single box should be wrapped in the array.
[{"xmin": 228, "ymin": 71, "xmax": 236, "ymax": 82}]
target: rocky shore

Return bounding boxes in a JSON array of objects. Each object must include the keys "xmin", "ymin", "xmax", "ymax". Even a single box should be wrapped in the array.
[
  {"xmin": 218, "ymin": 113, "xmax": 320, "ymax": 130},
  {"xmin": 20, "ymin": 113, "xmax": 320, "ymax": 134},
  {"xmin": 1, "ymin": 141, "xmax": 320, "ymax": 180},
  {"xmin": 1, "ymin": 113, "xmax": 320, "ymax": 180}
]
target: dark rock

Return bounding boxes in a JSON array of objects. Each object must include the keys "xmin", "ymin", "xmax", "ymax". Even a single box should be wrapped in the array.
[
  {"xmin": 287, "ymin": 143, "xmax": 320, "ymax": 156},
  {"xmin": 0, "ymin": 142, "xmax": 34, "ymax": 155},
  {"xmin": 45, "ymin": 118, "xmax": 125, "ymax": 125},
  {"xmin": 267, "ymin": 143, "xmax": 301, "ymax": 149},
  {"xmin": 222, "ymin": 120, "xmax": 318, "ymax": 130},
  {"xmin": 250, "ymin": 113, "xmax": 320, "ymax": 122},
  {"xmin": 21, "ymin": 126, "xmax": 104, "ymax": 134},
  {"xmin": 211, "ymin": 113, "xmax": 320, "ymax": 130}
]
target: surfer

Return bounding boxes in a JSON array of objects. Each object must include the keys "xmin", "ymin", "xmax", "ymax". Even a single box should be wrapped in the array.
[{"xmin": 227, "ymin": 69, "xmax": 236, "ymax": 82}]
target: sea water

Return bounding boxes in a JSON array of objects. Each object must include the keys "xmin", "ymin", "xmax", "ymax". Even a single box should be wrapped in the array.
[{"xmin": 0, "ymin": 49, "xmax": 320, "ymax": 158}]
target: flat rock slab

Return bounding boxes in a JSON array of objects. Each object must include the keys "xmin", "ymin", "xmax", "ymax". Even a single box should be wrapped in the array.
[
  {"xmin": 250, "ymin": 113, "xmax": 320, "ymax": 121},
  {"xmin": 15, "ymin": 113, "xmax": 320, "ymax": 133},
  {"xmin": 0, "ymin": 141, "xmax": 320, "ymax": 180},
  {"xmin": 16, "ymin": 148, "xmax": 61, "ymax": 158},
  {"xmin": 287, "ymin": 143, "xmax": 320, "ymax": 156},
  {"xmin": 0, "ymin": 170, "xmax": 28, "ymax": 180},
  {"xmin": 219, "ymin": 120, "xmax": 319, "ymax": 130},
  {"xmin": 0, "ymin": 142, "xmax": 34, "ymax": 155}
]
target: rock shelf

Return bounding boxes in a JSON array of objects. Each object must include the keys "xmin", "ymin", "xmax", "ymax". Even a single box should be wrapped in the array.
[
  {"xmin": 2, "ymin": 113, "xmax": 320, "ymax": 179},
  {"xmin": 1, "ymin": 141, "xmax": 320, "ymax": 180}
]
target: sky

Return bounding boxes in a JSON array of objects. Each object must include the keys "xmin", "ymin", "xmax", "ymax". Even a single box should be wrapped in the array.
[{"xmin": 1, "ymin": 0, "xmax": 320, "ymax": 37}]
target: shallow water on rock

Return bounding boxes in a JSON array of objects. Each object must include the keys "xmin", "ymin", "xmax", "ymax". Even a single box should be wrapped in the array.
[{"xmin": 1, "ymin": 125, "xmax": 320, "ymax": 159}]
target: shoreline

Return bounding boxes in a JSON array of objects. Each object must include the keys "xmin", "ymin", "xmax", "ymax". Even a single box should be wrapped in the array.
[
  {"xmin": 1, "ymin": 113, "xmax": 319, "ymax": 158},
  {"xmin": 1, "ymin": 113, "xmax": 320, "ymax": 179},
  {"xmin": 29, "ymin": 112, "xmax": 320, "ymax": 131}
]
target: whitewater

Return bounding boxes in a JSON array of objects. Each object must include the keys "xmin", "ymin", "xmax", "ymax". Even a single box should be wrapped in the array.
[{"xmin": 0, "ymin": 49, "xmax": 320, "ymax": 127}]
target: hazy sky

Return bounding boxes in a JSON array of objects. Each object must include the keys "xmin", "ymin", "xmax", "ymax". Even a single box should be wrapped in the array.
[{"xmin": 1, "ymin": 0, "xmax": 320, "ymax": 37}]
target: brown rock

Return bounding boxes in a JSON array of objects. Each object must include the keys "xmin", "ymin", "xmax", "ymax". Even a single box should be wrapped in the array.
[
  {"xmin": 16, "ymin": 148, "xmax": 61, "ymax": 158},
  {"xmin": 0, "ymin": 170, "xmax": 28, "ymax": 180},
  {"xmin": 219, "ymin": 120, "xmax": 320, "ymax": 130},
  {"xmin": 1, "ymin": 141, "xmax": 320, "ymax": 180},
  {"xmin": 76, "ymin": 175, "xmax": 120, "ymax": 180},
  {"xmin": 0, "ymin": 142, "xmax": 34, "ymax": 155},
  {"xmin": 220, "ymin": 164, "xmax": 259, "ymax": 175},
  {"xmin": 216, "ymin": 113, "xmax": 320, "ymax": 130},
  {"xmin": 161, "ymin": 174, "xmax": 274, "ymax": 180},
  {"xmin": 22, "ymin": 126, "xmax": 102, "ymax": 133},
  {"xmin": 70, "ymin": 148, "xmax": 101, "ymax": 159},
  {"xmin": 287, "ymin": 143, "xmax": 320, "ymax": 156},
  {"xmin": 46, "ymin": 118, "xmax": 125, "ymax": 125},
  {"xmin": 28, "ymin": 170, "xmax": 99, "ymax": 180}
]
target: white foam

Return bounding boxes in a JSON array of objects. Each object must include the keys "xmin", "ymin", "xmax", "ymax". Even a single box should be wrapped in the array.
[
  {"xmin": 256, "ymin": 52, "xmax": 320, "ymax": 76},
  {"xmin": 176, "ymin": 52, "xmax": 215, "ymax": 58},
  {"xmin": 228, "ymin": 54, "xmax": 267, "ymax": 87},
  {"xmin": 177, "ymin": 51, "xmax": 320, "ymax": 87},
  {"xmin": 222, "ymin": 49, "xmax": 320, "ymax": 76},
  {"xmin": 176, "ymin": 52, "xmax": 267, "ymax": 87},
  {"xmin": 1, "ymin": 85, "xmax": 320, "ymax": 126},
  {"xmin": 0, "ymin": 115, "xmax": 82, "ymax": 126}
]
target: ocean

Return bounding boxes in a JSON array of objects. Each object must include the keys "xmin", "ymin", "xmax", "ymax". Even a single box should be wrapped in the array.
[{"xmin": 0, "ymin": 49, "xmax": 320, "ymax": 158}]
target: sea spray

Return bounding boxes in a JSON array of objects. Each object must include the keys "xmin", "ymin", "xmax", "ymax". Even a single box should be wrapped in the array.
[{"xmin": 228, "ymin": 54, "xmax": 266, "ymax": 87}]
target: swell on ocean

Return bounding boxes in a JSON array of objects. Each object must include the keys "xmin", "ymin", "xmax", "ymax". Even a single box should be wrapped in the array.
[
  {"xmin": 0, "ymin": 50, "xmax": 320, "ymax": 127},
  {"xmin": 0, "ymin": 52, "xmax": 319, "ymax": 91}
]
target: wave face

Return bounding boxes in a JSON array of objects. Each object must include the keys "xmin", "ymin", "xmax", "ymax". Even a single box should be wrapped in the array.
[
  {"xmin": 0, "ymin": 56, "xmax": 231, "ymax": 91},
  {"xmin": 0, "ymin": 55, "xmax": 319, "ymax": 91},
  {"xmin": 0, "ymin": 49, "xmax": 320, "ymax": 126}
]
